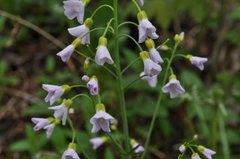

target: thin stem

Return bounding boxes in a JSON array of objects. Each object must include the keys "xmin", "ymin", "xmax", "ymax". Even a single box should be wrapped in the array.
[
  {"xmin": 67, "ymin": 117, "xmax": 76, "ymax": 143},
  {"xmin": 141, "ymin": 42, "xmax": 179, "ymax": 159},
  {"xmin": 118, "ymin": 34, "xmax": 143, "ymax": 52},
  {"xmin": 106, "ymin": 133, "xmax": 125, "ymax": 154},
  {"xmin": 90, "ymin": 4, "xmax": 114, "ymax": 19},
  {"xmin": 102, "ymin": 18, "xmax": 114, "ymax": 37},
  {"xmin": 113, "ymin": 0, "xmax": 131, "ymax": 158},
  {"xmin": 118, "ymin": 21, "xmax": 138, "ymax": 29},
  {"xmin": 132, "ymin": 0, "xmax": 142, "ymax": 12},
  {"xmin": 71, "ymin": 94, "xmax": 93, "ymax": 103},
  {"xmin": 174, "ymin": 54, "xmax": 187, "ymax": 59},
  {"xmin": 121, "ymin": 57, "xmax": 141, "ymax": 74},
  {"xmin": 124, "ymin": 74, "xmax": 147, "ymax": 90},
  {"xmin": 97, "ymin": 94, "xmax": 101, "ymax": 104},
  {"xmin": 80, "ymin": 27, "xmax": 113, "ymax": 40},
  {"xmin": 69, "ymin": 85, "xmax": 87, "ymax": 89},
  {"xmin": 156, "ymin": 38, "xmax": 170, "ymax": 50}
]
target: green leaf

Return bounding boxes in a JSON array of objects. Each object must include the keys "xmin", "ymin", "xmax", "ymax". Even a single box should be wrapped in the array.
[
  {"xmin": 104, "ymin": 148, "xmax": 115, "ymax": 159},
  {"xmin": 9, "ymin": 140, "xmax": 31, "ymax": 152}
]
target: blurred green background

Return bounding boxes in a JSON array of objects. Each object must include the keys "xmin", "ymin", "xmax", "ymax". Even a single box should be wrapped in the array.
[{"xmin": 0, "ymin": 0, "xmax": 240, "ymax": 158}]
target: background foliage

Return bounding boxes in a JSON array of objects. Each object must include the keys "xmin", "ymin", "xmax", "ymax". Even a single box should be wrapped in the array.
[{"xmin": 0, "ymin": 0, "xmax": 240, "ymax": 158}]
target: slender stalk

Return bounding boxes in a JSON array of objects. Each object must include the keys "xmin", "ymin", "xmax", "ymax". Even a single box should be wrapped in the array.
[
  {"xmin": 141, "ymin": 43, "xmax": 179, "ymax": 158},
  {"xmin": 90, "ymin": 4, "xmax": 114, "ymax": 19},
  {"xmin": 132, "ymin": 0, "xmax": 142, "ymax": 12},
  {"xmin": 118, "ymin": 34, "xmax": 143, "ymax": 51},
  {"xmin": 121, "ymin": 57, "xmax": 140, "ymax": 74},
  {"xmin": 102, "ymin": 18, "xmax": 114, "ymax": 37},
  {"xmin": 113, "ymin": 0, "xmax": 131, "ymax": 158},
  {"xmin": 124, "ymin": 74, "xmax": 147, "ymax": 90},
  {"xmin": 118, "ymin": 21, "xmax": 138, "ymax": 28},
  {"xmin": 67, "ymin": 117, "xmax": 76, "ymax": 143}
]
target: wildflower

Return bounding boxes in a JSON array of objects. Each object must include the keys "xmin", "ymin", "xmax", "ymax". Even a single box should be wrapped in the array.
[
  {"xmin": 192, "ymin": 153, "xmax": 201, "ymax": 159},
  {"xmin": 140, "ymin": 72, "xmax": 158, "ymax": 87},
  {"xmin": 57, "ymin": 38, "xmax": 81, "ymax": 62},
  {"xmin": 49, "ymin": 99, "xmax": 73, "ymax": 125},
  {"xmin": 31, "ymin": 117, "xmax": 59, "ymax": 138},
  {"xmin": 138, "ymin": 11, "xmax": 159, "ymax": 43},
  {"xmin": 82, "ymin": 75, "xmax": 90, "ymax": 82},
  {"xmin": 62, "ymin": 143, "xmax": 80, "ymax": 159},
  {"xmin": 68, "ymin": 18, "xmax": 93, "ymax": 44},
  {"xmin": 138, "ymin": 0, "xmax": 144, "ymax": 6},
  {"xmin": 198, "ymin": 145, "xmax": 216, "ymax": 159},
  {"xmin": 89, "ymin": 136, "xmax": 107, "ymax": 150},
  {"xmin": 179, "ymin": 144, "xmax": 186, "ymax": 153},
  {"xmin": 174, "ymin": 32, "xmax": 185, "ymax": 43},
  {"xmin": 63, "ymin": 0, "xmax": 89, "ymax": 24},
  {"xmin": 130, "ymin": 139, "xmax": 144, "ymax": 153},
  {"xmin": 186, "ymin": 55, "xmax": 208, "ymax": 71},
  {"xmin": 95, "ymin": 37, "xmax": 114, "ymax": 65},
  {"xmin": 140, "ymin": 51, "xmax": 162, "ymax": 76},
  {"xmin": 42, "ymin": 84, "xmax": 70, "ymax": 105},
  {"xmin": 162, "ymin": 74, "xmax": 185, "ymax": 98},
  {"xmin": 145, "ymin": 39, "xmax": 164, "ymax": 63},
  {"xmin": 90, "ymin": 103, "xmax": 117, "ymax": 133},
  {"xmin": 86, "ymin": 76, "xmax": 99, "ymax": 95}
]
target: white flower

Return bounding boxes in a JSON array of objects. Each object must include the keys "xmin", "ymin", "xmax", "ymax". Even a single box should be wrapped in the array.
[
  {"xmin": 63, "ymin": 0, "xmax": 85, "ymax": 24},
  {"xmin": 62, "ymin": 148, "xmax": 80, "ymax": 159},
  {"xmin": 140, "ymin": 51, "xmax": 162, "ymax": 76},
  {"xmin": 198, "ymin": 146, "xmax": 216, "ymax": 159},
  {"xmin": 162, "ymin": 76, "xmax": 185, "ymax": 98},
  {"xmin": 138, "ymin": 0, "xmax": 144, "ymax": 6},
  {"xmin": 95, "ymin": 45, "xmax": 114, "ymax": 65},
  {"xmin": 140, "ymin": 72, "xmax": 158, "ymax": 87},
  {"xmin": 57, "ymin": 44, "xmax": 75, "ymax": 62},
  {"xmin": 31, "ymin": 118, "xmax": 51, "ymax": 131},
  {"xmin": 179, "ymin": 145, "xmax": 186, "ymax": 153},
  {"xmin": 138, "ymin": 11, "xmax": 159, "ymax": 43},
  {"xmin": 149, "ymin": 48, "xmax": 164, "ymax": 63},
  {"xmin": 131, "ymin": 139, "xmax": 144, "ymax": 153},
  {"xmin": 86, "ymin": 77, "xmax": 99, "ymax": 96},
  {"xmin": 90, "ymin": 106, "xmax": 116, "ymax": 133},
  {"xmin": 192, "ymin": 153, "xmax": 201, "ymax": 159},
  {"xmin": 49, "ymin": 99, "xmax": 72, "ymax": 125},
  {"xmin": 43, "ymin": 123, "xmax": 55, "ymax": 138},
  {"xmin": 189, "ymin": 56, "xmax": 208, "ymax": 71},
  {"xmin": 42, "ymin": 84, "xmax": 65, "ymax": 105},
  {"xmin": 89, "ymin": 137, "xmax": 106, "ymax": 150}
]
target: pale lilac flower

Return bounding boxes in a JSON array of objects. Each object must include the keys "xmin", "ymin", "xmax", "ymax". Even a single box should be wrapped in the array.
[
  {"xmin": 149, "ymin": 48, "xmax": 164, "ymax": 63},
  {"xmin": 140, "ymin": 72, "xmax": 158, "ymax": 87},
  {"xmin": 90, "ymin": 137, "xmax": 107, "ymax": 150},
  {"xmin": 192, "ymin": 153, "xmax": 201, "ymax": 159},
  {"xmin": 68, "ymin": 25, "xmax": 90, "ymax": 44},
  {"xmin": 42, "ymin": 84, "xmax": 64, "ymax": 105},
  {"xmin": 49, "ymin": 100, "xmax": 72, "ymax": 125},
  {"xmin": 31, "ymin": 118, "xmax": 51, "ymax": 131},
  {"xmin": 43, "ymin": 123, "xmax": 55, "ymax": 138},
  {"xmin": 140, "ymin": 51, "xmax": 162, "ymax": 76},
  {"xmin": 57, "ymin": 44, "xmax": 75, "ymax": 62},
  {"xmin": 162, "ymin": 76, "xmax": 185, "ymax": 98},
  {"xmin": 86, "ymin": 77, "xmax": 99, "ymax": 95},
  {"xmin": 62, "ymin": 148, "xmax": 80, "ymax": 159},
  {"xmin": 179, "ymin": 144, "xmax": 186, "ymax": 153},
  {"xmin": 138, "ymin": 11, "xmax": 159, "ymax": 43},
  {"xmin": 63, "ymin": 0, "xmax": 85, "ymax": 24},
  {"xmin": 81, "ymin": 75, "xmax": 90, "ymax": 82},
  {"xmin": 138, "ymin": 0, "xmax": 144, "ymax": 6},
  {"xmin": 90, "ymin": 110, "xmax": 117, "ymax": 133},
  {"xmin": 198, "ymin": 146, "xmax": 216, "ymax": 159},
  {"xmin": 189, "ymin": 56, "xmax": 208, "ymax": 71},
  {"xmin": 95, "ymin": 45, "xmax": 114, "ymax": 65}
]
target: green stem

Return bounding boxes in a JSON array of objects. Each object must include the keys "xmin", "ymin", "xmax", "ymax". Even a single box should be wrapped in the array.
[
  {"xmin": 71, "ymin": 94, "xmax": 93, "ymax": 104},
  {"xmin": 102, "ymin": 18, "xmax": 114, "ymax": 37},
  {"xmin": 69, "ymin": 85, "xmax": 87, "ymax": 89},
  {"xmin": 141, "ymin": 42, "xmax": 179, "ymax": 159},
  {"xmin": 121, "ymin": 57, "xmax": 141, "ymax": 74},
  {"xmin": 174, "ymin": 54, "xmax": 187, "ymax": 59},
  {"xmin": 132, "ymin": 0, "xmax": 142, "ymax": 12},
  {"xmin": 118, "ymin": 34, "xmax": 143, "ymax": 51},
  {"xmin": 80, "ymin": 27, "xmax": 113, "ymax": 40},
  {"xmin": 67, "ymin": 117, "xmax": 76, "ymax": 143},
  {"xmin": 113, "ymin": 0, "xmax": 131, "ymax": 158},
  {"xmin": 118, "ymin": 21, "xmax": 138, "ymax": 29},
  {"xmin": 156, "ymin": 38, "xmax": 170, "ymax": 50},
  {"xmin": 124, "ymin": 74, "xmax": 147, "ymax": 90},
  {"xmin": 90, "ymin": 4, "xmax": 114, "ymax": 19}
]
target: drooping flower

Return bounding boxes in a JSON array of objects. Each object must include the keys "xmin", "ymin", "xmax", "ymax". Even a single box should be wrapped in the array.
[
  {"xmin": 186, "ymin": 55, "xmax": 208, "ymax": 71},
  {"xmin": 49, "ymin": 99, "xmax": 73, "ymax": 125},
  {"xmin": 86, "ymin": 76, "xmax": 99, "ymax": 95},
  {"xmin": 62, "ymin": 143, "xmax": 80, "ymax": 159},
  {"xmin": 140, "ymin": 72, "xmax": 158, "ymax": 87},
  {"xmin": 43, "ymin": 123, "xmax": 56, "ymax": 138},
  {"xmin": 140, "ymin": 51, "xmax": 162, "ymax": 76},
  {"xmin": 57, "ymin": 38, "xmax": 81, "ymax": 62},
  {"xmin": 198, "ymin": 146, "xmax": 216, "ymax": 159},
  {"xmin": 89, "ymin": 137, "xmax": 107, "ymax": 150},
  {"xmin": 145, "ymin": 39, "xmax": 164, "ymax": 63},
  {"xmin": 68, "ymin": 18, "xmax": 93, "ymax": 44},
  {"xmin": 90, "ymin": 103, "xmax": 117, "ymax": 133},
  {"xmin": 42, "ymin": 84, "xmax": 70, "ymax": 105},
  {"xmin": 130, "ymin": 139, "xmax": 144, "ymax": 153},
  {"xmin": 179, "ymin": 144, "xmax": 186, "ymax": 153},
  {"xmin": 192, "ymin": 153, "xmax": 201, "ymax": 159},
  {"xmin": 63, "ymin": 0, "xmax": 89, "ymax": 24},
  {"xmin": 162, "ymin": 74, "xmax": 185, "ymax": 98},
  {"xmin": 137, "ymin": 11, "xmax": 159, "ymax": 43},
  {"xmin": 138, "ymin": 0, "xmax": 144, "ymax": 6},
  {"xmin": 95, "ymin": 37, "xmax": 114, "ymax": 65}
]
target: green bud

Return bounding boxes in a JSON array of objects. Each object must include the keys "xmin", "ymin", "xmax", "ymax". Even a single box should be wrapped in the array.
[
  {"xmin": 197, "ymin": 145, "xmax": 205, "ymax": 152},
  {"xmin": 83, "ymin": 0, "xmax": 90, "ymax": 5},
  {"xmin": 169, "ymin": 74, "xmax": 176, "ymax": 80},
  {"xmin": 72, "ymin": 38, "xmax": 81, "ymax": 48},
  {"xmin": 130, "ymin": 139, "xmax": 137, "ymax": 146},
  {"xmin": 185, "ymin": 54, "xmax": 192, "ymax": 60},
  {"xmin": 145, "ymin": 39, "xmax": 155, "ymax": 49},
  {"xmin": 84, "ymin": 18, "xmax": 93, "ymax": 28},
  {"xmin": 68, "ymin": 142, "xmax": 77, "ymax": 150},
  {"xmin": 174, "ymin": 32, "xmax": 185, "ymax": 43},
  {"xmin": 54, "ymin": 118, "xmax": 61, "ymax": 125},
  {"xmin": 61, "ymin": 85, "xmax": 71, "ymax": 92},
  {"xmin": 96, "ymin": 103, "xmax": 106, "ymax": 112},
  {"xmin": 98, "ymin": 37, "xmax": 108, "ymax": 46},
  {"xmin": 137, "ymin": 11, "xmax": 147, "ymax": 21},
  {"xmin": 47, "ymin": 117, "xmax": 55, "ymax": 123},
  {"xmin": 63, "ymin": 99, "xmax": 73, "ymax": 108},
  {"xmin": 139, "ymin": 51, "xmax": 150, "ymax": 60},
  {"xmin": 84, "ymin": 58, "xmax": 90, "ymax": 70}
]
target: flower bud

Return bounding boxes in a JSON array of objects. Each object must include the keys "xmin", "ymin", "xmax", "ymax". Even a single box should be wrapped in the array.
[
  {"xmin": 84, "ymin": 18, "xmax": 93, "ymax": 28},
  {"xmin": 68, "ymin": 142, "xmax": 77, "ymax": 150},
  {"xmin": 174, "ymin": 32, "xmax": 184, "ymax": 43},
  {"xmin": 72, "ymin": 38, "xmax": 81, "ymax": 48},
  {"xmin": 98, "ymin": 37, "xmax": 108, "ymax": 46},
  {"xmin": 140, "ymin": 51, "xmax": 150, "ymax": 61},
  {"xmin": 96, "ymin": 103, "xmax": 106, "ymax": 112},
  {"xmin": 137, "ymin": 11, "xmax": 147, "ymax": 21},
  {"xmin": 145, "ymin": 39, "xmax": 155, "ymax": 49}
]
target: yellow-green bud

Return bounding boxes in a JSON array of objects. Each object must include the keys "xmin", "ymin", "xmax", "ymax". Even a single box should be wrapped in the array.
[
  {"xmin": 61, "ymin": 85, "xmax": 71, "ymax": 92},
  {"xmin": 96, "ymin": 103, "xmax": 106, "ymax": 112},
  {"xmin": 197, "ymin": 145, "xmax": 205, "ymax": 152},
  {"xmin": 84, "ymin": 58, "xmax": 90, "ymax": 70},
  {"xmin": 174, "ymin": 32, "xmax": 184, "ymax": 43},
  {"xmin": 139, "ymin": 51, "xmax": 150, "ymax": 60},
  {"xmin": 169, "ymin": 74, "xmax": 176, "ymax": 80},
  {"xmin": 192, "ymin": 153, "xmax": 200, "ymax": 158},
  {"xmin": 145, "ymin": 39, "xmax": 155, "ymax": 49},
  {"xmin": 47, "ymin": 117, "xmax": 55, "ymax": 123},
  {"xmin": 72, "ymin": 38, "xmax": 81, "ymax": 48},
  {"xmin": 68, "ymin": 142, "xmax": 77, "ymax": 150},
  {"xmin": 111, "ymin": 122, "xmax": 118, "ymax": 131},
  {"xmin": 83, "ymin": 0, "xmax": 90, "ymax": 5},
  {"xmin": 98, "ymin": 37, "xmax": 108, "ymax": 46},
  {"xmin": 185, "ymin": 54, "xmax": 192, "ymax": 60},
  {"xmin": 130, "ymin": 139, "xmax": 137, "ymax": 146},
  {"xmin": 54, "ymin": 118, "xmax": 61, "ymax": 125},
  {"xmin": 137, "ymin": 11, "xmax": 147, "ymax": 21},
  {"xmin": 84, "ymin": 18, "xmax": 93, "ymax": 28},
  {"xmin": 63, "ymin": 99, "xmax": 73, "ymax": 108}
]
